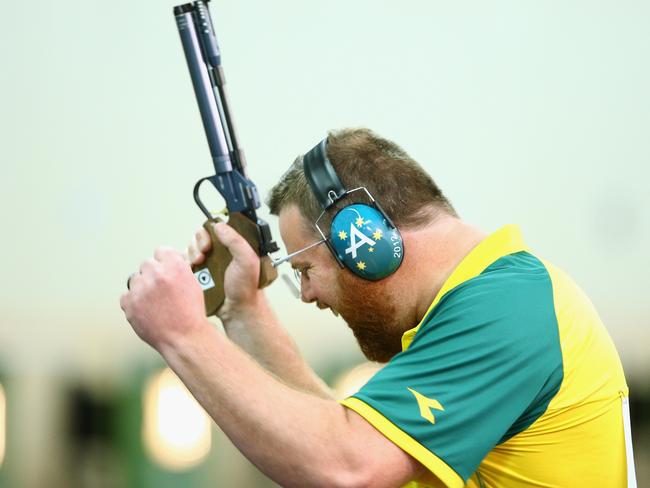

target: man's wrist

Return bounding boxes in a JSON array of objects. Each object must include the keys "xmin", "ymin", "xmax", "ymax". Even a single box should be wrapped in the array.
[
  {"xmin": 219, "ymin": 289, "xmax": 269, "ymax": 326},
  {"xmin": 157, "ymin": 316, "xmax": 216, "ymax": 362}
]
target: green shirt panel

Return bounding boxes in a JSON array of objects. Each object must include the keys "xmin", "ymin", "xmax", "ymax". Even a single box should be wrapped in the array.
[{"xmin": 349, "ymin": 252, "xmax": 564, "ymax": 483}]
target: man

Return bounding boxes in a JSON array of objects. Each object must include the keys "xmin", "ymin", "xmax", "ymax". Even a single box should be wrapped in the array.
[{"xmin": 121, "ymin": 128, "xmax": 635, "ymax": 487}]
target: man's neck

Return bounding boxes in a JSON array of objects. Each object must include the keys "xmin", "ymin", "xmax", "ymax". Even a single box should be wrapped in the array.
[{"xmin": 397, "ymin": 214, "xmax": 487, "ymax": 327}]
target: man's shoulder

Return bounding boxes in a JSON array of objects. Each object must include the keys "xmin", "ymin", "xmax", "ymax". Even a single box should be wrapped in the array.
[
  {"xmin": 424, "ymin": 250, "xmax": 556, "ymax": 327},
  {"xmin": 406, "ymin": 251, "xmax": 562, "ymax": 378}
]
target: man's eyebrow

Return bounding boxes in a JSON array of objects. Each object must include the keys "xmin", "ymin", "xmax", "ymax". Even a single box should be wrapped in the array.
[{"xmin": 290, "ymin": 260, "xmax": 310, "ymax": 270}]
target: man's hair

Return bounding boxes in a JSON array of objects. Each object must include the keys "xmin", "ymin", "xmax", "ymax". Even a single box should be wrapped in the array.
[{"xmin": 267, "ymin": 128, "xmax": 456, "ymax": 235}]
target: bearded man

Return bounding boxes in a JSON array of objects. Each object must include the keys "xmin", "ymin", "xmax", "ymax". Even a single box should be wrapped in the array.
[{"xmin": 121, "ymin": 128, "xmax": 635, "ymax": 487}]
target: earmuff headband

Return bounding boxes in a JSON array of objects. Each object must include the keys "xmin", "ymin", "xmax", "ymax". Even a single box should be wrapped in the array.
[{"xmin": 303, "ymin": 138, "xmax": 346, "ymax": 209}]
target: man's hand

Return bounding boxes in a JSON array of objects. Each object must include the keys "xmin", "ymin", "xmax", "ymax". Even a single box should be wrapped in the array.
[
  {"xmin": 187, "ymin": 222, "xmax": 261, "ymax": 319},
  {"xmin": 188, "ymin": 223, "xmax": 335, "ymax": 398},
  {"xmin": 120, "ymin": 247, "xmax": 208, "ymax": 351}
]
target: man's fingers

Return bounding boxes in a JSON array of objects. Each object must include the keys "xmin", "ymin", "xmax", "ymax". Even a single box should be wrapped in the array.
[
  {"xmin": 196, "ymin": 227, "xmax": 212, "ymax": 253},
  {"xmin": 187, "ymin": 228, "xmax": 211, "ymax": 266},
  {"xmin": 187, "ymin": 241, "xmax": 205, "ymax": 266},
  {"xmin": 212, "ymin": 223, "xmax": 258, "ymax": 263},
  {"xmin": 119, "ymin": 292, "xmax": 129, "ymax": 312},
  {"xmin": 127, "ymin": 271, "xmax": 142, "ymax": 290},
  {"xmin": 139, "ymin": 259, "xmax": 156, "ymax": 274},
  {"xmin": 153, "ymin": 246, "xmax": 182, "ymax": 262}
]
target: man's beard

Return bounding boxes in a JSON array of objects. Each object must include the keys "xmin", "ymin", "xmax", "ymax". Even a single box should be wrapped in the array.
[{"xmin": 336, "ymin": 270, "xmax": 409, "ymax": 363}]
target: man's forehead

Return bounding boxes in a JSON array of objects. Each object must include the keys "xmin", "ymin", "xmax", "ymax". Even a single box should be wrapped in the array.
[
  {"xmin": 278, "ymin": 205, "xmax": 325, "ymax": 265},
  {"xmin": 279, "ymin": 205, "xmax": 313, "ymax": 245},
  {"xmin": 279, "ymin": 205, "xmax": 311, "ymax": 239}
]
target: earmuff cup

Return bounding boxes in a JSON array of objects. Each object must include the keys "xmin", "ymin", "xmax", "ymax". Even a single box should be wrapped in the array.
[
  {"xmin": 303, "ymin": 138, "xmax": 404, "ymax": 280},
  {"xmin": 330, "ymin": 203, "xmax": 403, "ymax": 280}
]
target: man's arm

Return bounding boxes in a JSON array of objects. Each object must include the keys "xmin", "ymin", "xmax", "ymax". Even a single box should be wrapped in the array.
[
  {"xmin": 189, "ymin": 224, "xmax": 331, "ymax": 398},
  {"xmin": 120, "ymin": 240, "xmax": 426, "ymax": 487},
  {"xmin": 163, "ymin": 318, "xmax": 424, "ymax": 487}
]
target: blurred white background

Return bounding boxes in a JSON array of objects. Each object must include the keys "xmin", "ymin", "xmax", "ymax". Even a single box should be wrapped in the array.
[{"xmin": 1, "ymin": 1, "xmax": 648, "ymax": 486}]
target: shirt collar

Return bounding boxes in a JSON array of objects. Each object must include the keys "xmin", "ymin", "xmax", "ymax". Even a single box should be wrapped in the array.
[{"xmin": 401, "ymin": 224, "xmax": 529, "ymax": 351}]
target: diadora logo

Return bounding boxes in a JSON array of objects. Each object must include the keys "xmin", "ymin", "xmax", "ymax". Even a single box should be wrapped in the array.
[{"xmin": 407, "ymin": 388, "xmax": 444, "ymax": 425}]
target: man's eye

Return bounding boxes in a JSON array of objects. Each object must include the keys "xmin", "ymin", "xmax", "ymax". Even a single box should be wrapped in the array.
[
  {"xmin": 299, "ymin": 266, "xmax": 312, "ymax": 279},
  {"xmin": 292, "ymin": 267, "xmax": 311, "ymax": 285}
]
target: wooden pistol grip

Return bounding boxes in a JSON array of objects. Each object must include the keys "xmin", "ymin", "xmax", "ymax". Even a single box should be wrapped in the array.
[{"xmin": 191, "ymin": 213, "xmax": 278, "ymax": 316}]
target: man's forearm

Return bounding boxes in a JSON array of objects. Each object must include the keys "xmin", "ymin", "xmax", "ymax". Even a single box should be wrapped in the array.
[
  {"xmin": 121, "ymin": 246, "xmax": 423, "ymax": 488},
  {"xmin": 220, "ymin": 291, "xmax": 332, "ymax": 398},
  {"xmin": 159, "ymin": 322, "xmax": 357, "ymax": 487}
]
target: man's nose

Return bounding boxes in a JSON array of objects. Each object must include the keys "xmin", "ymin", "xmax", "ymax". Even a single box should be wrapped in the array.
[{"xmin": 300, "ymin": 281, "xmax": 316, "ymax": 304}]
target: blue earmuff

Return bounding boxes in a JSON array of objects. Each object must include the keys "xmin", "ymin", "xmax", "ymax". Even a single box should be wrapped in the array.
[{"xmin": 303, "ymin": 138, "xmax": 404, "ymax": 280}]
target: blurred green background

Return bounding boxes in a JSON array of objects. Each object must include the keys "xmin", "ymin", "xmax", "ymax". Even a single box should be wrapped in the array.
[{"xmin": 1, "ymin": 0, "xmax": 647, "ymax": 486}]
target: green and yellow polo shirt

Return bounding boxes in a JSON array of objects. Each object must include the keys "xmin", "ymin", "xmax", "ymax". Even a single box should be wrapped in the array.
[{"xmin": 341, "ymin": 225, "xmax": 635, "ymax": 488}]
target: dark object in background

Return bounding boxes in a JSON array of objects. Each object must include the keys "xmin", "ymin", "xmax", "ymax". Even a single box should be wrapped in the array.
[{"xmin": 67, "ymin": 387, "xmax": 116, "ymax": 445}]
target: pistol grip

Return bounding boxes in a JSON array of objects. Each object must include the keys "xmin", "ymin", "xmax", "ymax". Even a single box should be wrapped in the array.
[{"xmin": 191, "ymin": 213, "xmax": 278, "ymax": 316}]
